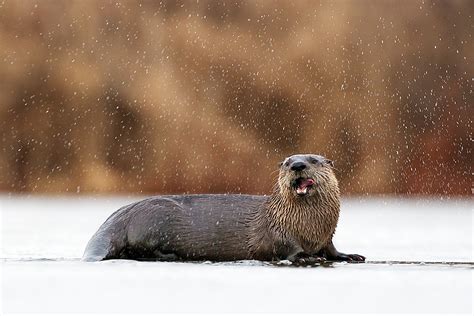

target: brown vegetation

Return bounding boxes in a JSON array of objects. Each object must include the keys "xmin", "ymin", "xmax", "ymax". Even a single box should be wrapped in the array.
[{"xmin": 0, "ymin": 0, "xmax": 472, "ymax": 195}]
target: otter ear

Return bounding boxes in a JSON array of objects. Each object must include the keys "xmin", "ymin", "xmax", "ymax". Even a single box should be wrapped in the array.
[
  {"xmin": 278, "ymin": 161, "xmax": 284, "ymax": 167},
  {"xmin": 325, "ymin": 159, "xmax": 334, "ymax": 167}
]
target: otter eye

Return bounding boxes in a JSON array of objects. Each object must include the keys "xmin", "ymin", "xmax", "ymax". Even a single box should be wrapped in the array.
[{"xmin": 309, "ymin": 158, "xmax": 318, "ymax": 164}]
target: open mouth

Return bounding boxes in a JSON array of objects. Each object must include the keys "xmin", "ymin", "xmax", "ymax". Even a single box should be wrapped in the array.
[{"xmin": 292, "ymin": 177, "xmax": 315, "ymax": 196}]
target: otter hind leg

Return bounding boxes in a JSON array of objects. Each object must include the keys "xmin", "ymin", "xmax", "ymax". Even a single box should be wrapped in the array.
[
  {"xmin": 119, "ymin": 246, "xmax": 180, "ymax": 262},
  {"xmin": 152, "ymin": 250, "xmax": 180, "ymax": 261}
]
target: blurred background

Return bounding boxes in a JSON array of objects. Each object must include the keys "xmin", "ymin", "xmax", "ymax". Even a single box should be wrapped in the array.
[{"xmin": 0, "ymin": 0, "xmax": 472, "ymax": 196}]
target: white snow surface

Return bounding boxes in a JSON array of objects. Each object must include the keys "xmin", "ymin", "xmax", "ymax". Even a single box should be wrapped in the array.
[{"xmin": 0, "ymin": 195, "xmax": 472, "ymax": 313}]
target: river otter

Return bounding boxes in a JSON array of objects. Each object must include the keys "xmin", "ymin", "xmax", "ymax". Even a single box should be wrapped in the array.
[{"xmin": 82, "ymin": 154, "xmax": 365, "ymax": 264}]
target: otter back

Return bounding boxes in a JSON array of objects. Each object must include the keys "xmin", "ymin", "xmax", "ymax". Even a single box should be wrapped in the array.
[{"xmin": 82, "ymin": 194, "xmax": 267, "ymax": 261}]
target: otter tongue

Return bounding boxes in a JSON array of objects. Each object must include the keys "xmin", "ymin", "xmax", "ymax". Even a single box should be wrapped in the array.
[{"xmin": 296, "ymin": 179, "xmax": 315, "ymax": 195}]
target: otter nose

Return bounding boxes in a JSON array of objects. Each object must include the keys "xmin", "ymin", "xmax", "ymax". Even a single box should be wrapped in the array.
[{"xmin": 290, "ymin": 161, "xmax": 307, "ymax": 172}]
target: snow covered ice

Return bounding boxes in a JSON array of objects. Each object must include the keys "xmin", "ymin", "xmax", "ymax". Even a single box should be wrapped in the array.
[{"xmin": 1, "ymin": 195, "xmax": 472, "ymax": 313}]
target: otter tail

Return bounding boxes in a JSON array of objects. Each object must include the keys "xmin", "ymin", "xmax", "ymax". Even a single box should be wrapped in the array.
[
  {"xmin": 81, "ymin": 200, "xmax": 143, "ymax": 261},
  {"xmin": 82, "ymin": 206, "xmax": 132, "ymax": 261},
  {"xmin": 82, "ymin": 228, "xmax": 115, "ymax": 261}
]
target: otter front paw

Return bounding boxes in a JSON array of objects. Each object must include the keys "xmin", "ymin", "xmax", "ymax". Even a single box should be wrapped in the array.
[
  {"xmin": 332, "ymin": 253, "xmax": 365, "ymax": 262},
  {"xmin": 291, "ymin": 252, "xmax": 326, "ymax": 266}
]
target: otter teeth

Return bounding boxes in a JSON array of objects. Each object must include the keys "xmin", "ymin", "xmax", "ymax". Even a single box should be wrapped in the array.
[{"xmin": 296, "ymin": 187, "xmax": 308, "ymax": 195}]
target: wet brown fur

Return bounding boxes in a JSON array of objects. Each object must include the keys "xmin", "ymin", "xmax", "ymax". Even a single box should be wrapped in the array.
[{"xmin": 248, "ymin": 157, "xmax": 340, "ymax": 260}]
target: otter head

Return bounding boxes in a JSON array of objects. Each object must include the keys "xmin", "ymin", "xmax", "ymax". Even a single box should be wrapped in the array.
[{"xmin": 278, "ymin": 154, "xmax": 336, "ymax": 198}]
